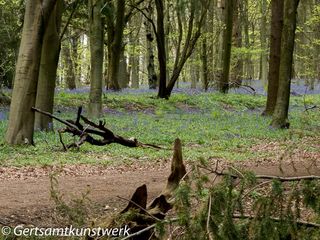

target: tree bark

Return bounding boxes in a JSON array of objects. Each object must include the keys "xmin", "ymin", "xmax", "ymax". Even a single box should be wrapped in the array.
[
  {"xmin": 260, "ymin": 0, "xmax": 268, "ymax": 86},
  {"xmin": 201, "ymin": 14, "xmax": 209, "ymax": 91},
  {"xmin": 242, "ymin": 0, "xmax": 253, "ymax": 80},
  {"xmin": 5, "ymin": 0, "xmax": 58, "ymax": 144},
  {"xmin": 271, "ymin": 0, "xmax": 300, "ymax": 128},
  {"xmin": 35, "ymin": 0, "xmax": 63, "ymax": 131},
  {"xmin": 129, "ymin": 17, "xmax": 141, "ymax": 89},
  {"xmin": 232, "ymin": 0, "xmax": 243, "ymax": 86},
  {"xmin": 118, "ymin": 50, "xmax": 129, "ymax": 88},
  {"xmin": 107, "ymin": 0, "xmax": 125, "ymax": 91},
  {"xmin": 62, "ymin": 32, "xmax": 76, "ymax": 90},
  {"xmin": 88, "ymin": 0, "xmax": 104, "ymax": 118},
  {"xmin": 264, "ymin": 0, "xmax": 284, "ymax": 116},
  {"xmin": 219, "ymin": 0, "xmax": 234, "ymax": 93},
  {"xmin": 145, "ymin": 4, "xmax": 157, "ymax": 89},
  {"xmin": 155, "ymin": 0, "xmax": 167, "ymax": 98}
]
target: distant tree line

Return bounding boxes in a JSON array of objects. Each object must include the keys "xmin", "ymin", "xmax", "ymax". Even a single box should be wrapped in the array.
[{"xmin": 1, "ymin": 0, "xmax": 319, "ymax": 144}]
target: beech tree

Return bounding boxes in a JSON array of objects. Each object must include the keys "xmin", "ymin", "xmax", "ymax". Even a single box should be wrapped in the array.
[
  {"xmin": 218, "ymin": 0, "xmax": 234, "ymax": 93},
  {"xmin": 264, "ymin": 0, "xmax": 284, "ymax": 116},
  {"xmin": 271, "ymin": 0, "xmax": 300, "ymax": 128},
  {"xmin": 155, "ymin": 0, "xmax": 210, "ymax": 99},
  {"xmin": 35, "ymin": 0, "xmax": 63, "ymax": 131},
  {"xmin": 88, "ymin": 0, "xmax": 104, "ymax": 118},
  {"xmin": 6, "ymin": 0, "xmax": 62, "ymax": 144}
]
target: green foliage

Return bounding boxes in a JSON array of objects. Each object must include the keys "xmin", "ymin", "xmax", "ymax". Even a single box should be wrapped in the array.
[
  {"xmin": 167, "ymin": 164, "xmax": 320, "ymax": 240},
  {"xmin": 0, "ymin": 0, "xmax": 23, "ymax": 88},
  {"xmin": 50, "ymin": 171, "xmax": 90, "ymax": 227}
]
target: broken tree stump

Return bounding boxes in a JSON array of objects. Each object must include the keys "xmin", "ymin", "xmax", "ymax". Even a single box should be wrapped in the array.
[{"xmin": 103, "ymin": 138, "xmax": 187, "ymax": 240}]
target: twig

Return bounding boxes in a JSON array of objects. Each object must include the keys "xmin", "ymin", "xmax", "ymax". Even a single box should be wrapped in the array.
[
  {"xmin": 60, "ymin": 0, "xmax": 81, "ymax": 42},
  {"xmin": 254, "ymin": 174, "xmax": 320, "ymax": 181},
  {"xmin": 58, "ymin": 130, "xmax": 67, "ymax": 151},
  {"xmin": 233, "ymin": 213, "xmax": 320, "ymax": 228},
  {"xmin": 116, "ymin": 196, "xmax": 160, "ymax": 222},
  {"xmin": 241, "ymin": 180, "xmax": 272, "ymax": 199},
  {"xmin": 199, "ymin": 164, "xmax": 320, "ymax": 182},
  {"xmin": 229, "ymin": 165, "xmax": 245, "ymax": 178},
  {"xmin": 120, "ymin": 218, "xmax": 180, "ymax": 240},
  {"xmin": 32, "ymin": 107, "xmax": 81, "ymax": 133},
  {"xmin": 120, "ymin": 223, "xmax": 156, "ymax": 240},
  {"xmin": 181, "ymin": 168, "xmax": 192, "ymax": 182},
  {"xmin": 206, "ymin": 195, "xmax": 214, "ymax": 240}
]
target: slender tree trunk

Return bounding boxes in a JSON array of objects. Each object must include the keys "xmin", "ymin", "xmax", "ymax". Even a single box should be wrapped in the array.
[
  {"xmin": 213, "ymin": 0, "xmax": 223, "ymax": 83},
  {"xmin": 201, "ymin": 26, "xmax": 209, "ymax": 91},
  {"xmin": 155, "ymin": 0, "xmax": 167, "ymax": 98},
  {"xmin": 35, "ymin": 0, "xmax": 63, "ymax": 131},
  {"xmin": 145, "ymin": 4, "xmax": 157, "ymax": 89},
  {"xmin": 71, "ymin": 31, "xmax": 80, "ymax": 88},
  {"xmin": 108, "ymin": 0, "xmax": 125, "ymax": 91},
  {"xmin": 88, "ymin": 0, "xmax": 104, "ymax": 118},
  {"xmin": 264, "ymin": 0, "xmax": 284, "ymax": 116},
  {"xmin": 242, "ymin": 0, "xmax": 253, "ymax": 80},
  {"xmin": 260, "ymin": 0, "xmax": 268, "ymax": 86},
  {"xmin": 165, "ymin": 0, "xmax": 170, "ymax": 83},
  {"xmin": 232, "ymin": 0, "xmax": 243, "ymax": 86},
  {"xmin": 219, "ymin": 0, "xmax": 234, "ymax": 93},
  {"xmin": 129, "ymin": 23, "xmax": 140, "ymax": 89},
  {"xmin": 271, "ymin": 0, "xmax": 300, "ymax": 128},
  {"xmin": 118, "ymin": 50, "xmax": 129, "ymax": 88},
  {"xmin": 62, "ymin": 34, "xmax": 76, "ymax": 90},
  {"xmin": 5, "ymin": 0, "xmax": 57, "ymax": 144},
  {"xmin": 190, "ymin": 52, "xmax": 199, "ymax": 89}
]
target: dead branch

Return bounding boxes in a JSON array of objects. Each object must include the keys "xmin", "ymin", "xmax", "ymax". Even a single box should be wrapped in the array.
[
  {"xmin": 32, "ymin": 107, "xmax": 163, "ymax": 150},
  {"xmin": 198, "ymin": 164, "xmax": 320, "ymax": 182},
  {"xmin": 233, "ymin": 213, "xmax": 320, "ymax": 228}
]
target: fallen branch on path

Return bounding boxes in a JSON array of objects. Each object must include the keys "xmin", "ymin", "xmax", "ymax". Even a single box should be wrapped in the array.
[
  {"xmin": 198, "ymin": 164, "xmax": 320, "ymax": 182},
  {"xmin": 32, "ymin": 106, "xmax": 163, "ymax": 150}
]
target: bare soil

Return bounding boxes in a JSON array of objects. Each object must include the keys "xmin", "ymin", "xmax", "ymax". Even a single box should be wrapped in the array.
[{"xmin": 0, "ymin": 157, "xmax": 319, "ymax": 227}]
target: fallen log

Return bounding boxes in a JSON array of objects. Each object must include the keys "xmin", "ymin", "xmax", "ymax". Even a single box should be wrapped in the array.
[{"xmin": 32, "ymin": 106, "xmax": 162, "ymax": 150}]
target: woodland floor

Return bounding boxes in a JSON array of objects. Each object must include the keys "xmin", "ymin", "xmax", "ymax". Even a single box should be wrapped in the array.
[
  {"xmin": 0, "ymin": 89, "xmax": 319, "ymax": 229},
  {"xmin": 0, "ymin": 157, "xmax": 319, "ymax": 227}
]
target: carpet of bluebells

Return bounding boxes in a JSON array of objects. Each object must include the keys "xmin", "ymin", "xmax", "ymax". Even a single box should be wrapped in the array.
[{"xmin": 0, "ymin": 80, "xmax": 319, "ymax": 166}]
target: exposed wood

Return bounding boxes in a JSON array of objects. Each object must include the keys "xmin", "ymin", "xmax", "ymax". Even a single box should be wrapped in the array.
[{"xmin": 107, "ymin": 138, "xmax": 187, "ymax": 239}]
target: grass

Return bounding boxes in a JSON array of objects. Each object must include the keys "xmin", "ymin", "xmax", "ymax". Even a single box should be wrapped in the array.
[{"xmin": 0, "ymin": 91, "xmax": 319, "ymax": 167}]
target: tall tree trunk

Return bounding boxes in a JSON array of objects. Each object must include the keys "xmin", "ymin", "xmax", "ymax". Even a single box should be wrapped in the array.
[
  {"xmin": 35, "ymin": 0, "xmax": 63, "ymax": 131},
  {"xmin": 63, "ymin": 34, "xmax": 76, "ymax": 90},
  {"xmin": 107, "ymin": 0, "xmax": 125, "ymax": 91},
  {"xmin": 271, "ymin": 0, "xmax": 300, "ymax": 128},
  {"xmin": 260, "ymin": 0, "xmax": 268, "ymax": 86},
  {"xmin": 118, "ymin": 50, "xmax": 129, "ymax": 88},
  {"xmin": 88, "ymin": 0, "xmax": 104, "ymax": 118},
  {"xmin": 219, "ymin": 0, "xmax": 234, "ymax": 93},
  {"xmin": 201, "ymin": 36, "xmax": 209, "ymax": 91},
  {"xmin": 190, "ymin": 52, "xmax": 199, "ymax": 89},
  {"xmin": 129, "ymin": 23, "xmax": 140, "ymax": 89},
  {"xmin": 242, "ymin": 0, "xmax": 253, "ymax": 80},
  {"xmin": 232, "ymin": 0, "xmax": 243, "ymax": 86},
  {"xmin": 71, "ymin": 31, "xmax": 80, "ymax": 88},
  {"xmin": 264, "ymin": 0, "xmax": 284, "ymax": 116},
  {"xmin": 155, "ymin": 0, "xmax": 167, "ymax": 98},
  {"xmin": 165, "ymin": 0, "xmax": 170, "ymax": 83},
  {"xmin": 6, "ymin": 0, "xmax": 57, "ymax": 144},
  {"xmin": 145, "ymin": 4, "xmax": 157, "ymax": 89}
]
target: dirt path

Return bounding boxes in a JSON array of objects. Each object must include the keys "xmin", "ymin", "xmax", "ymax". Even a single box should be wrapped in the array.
[{"xmin": 0, "ymin": 159, "xmax": 319, "ymax": 227}]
